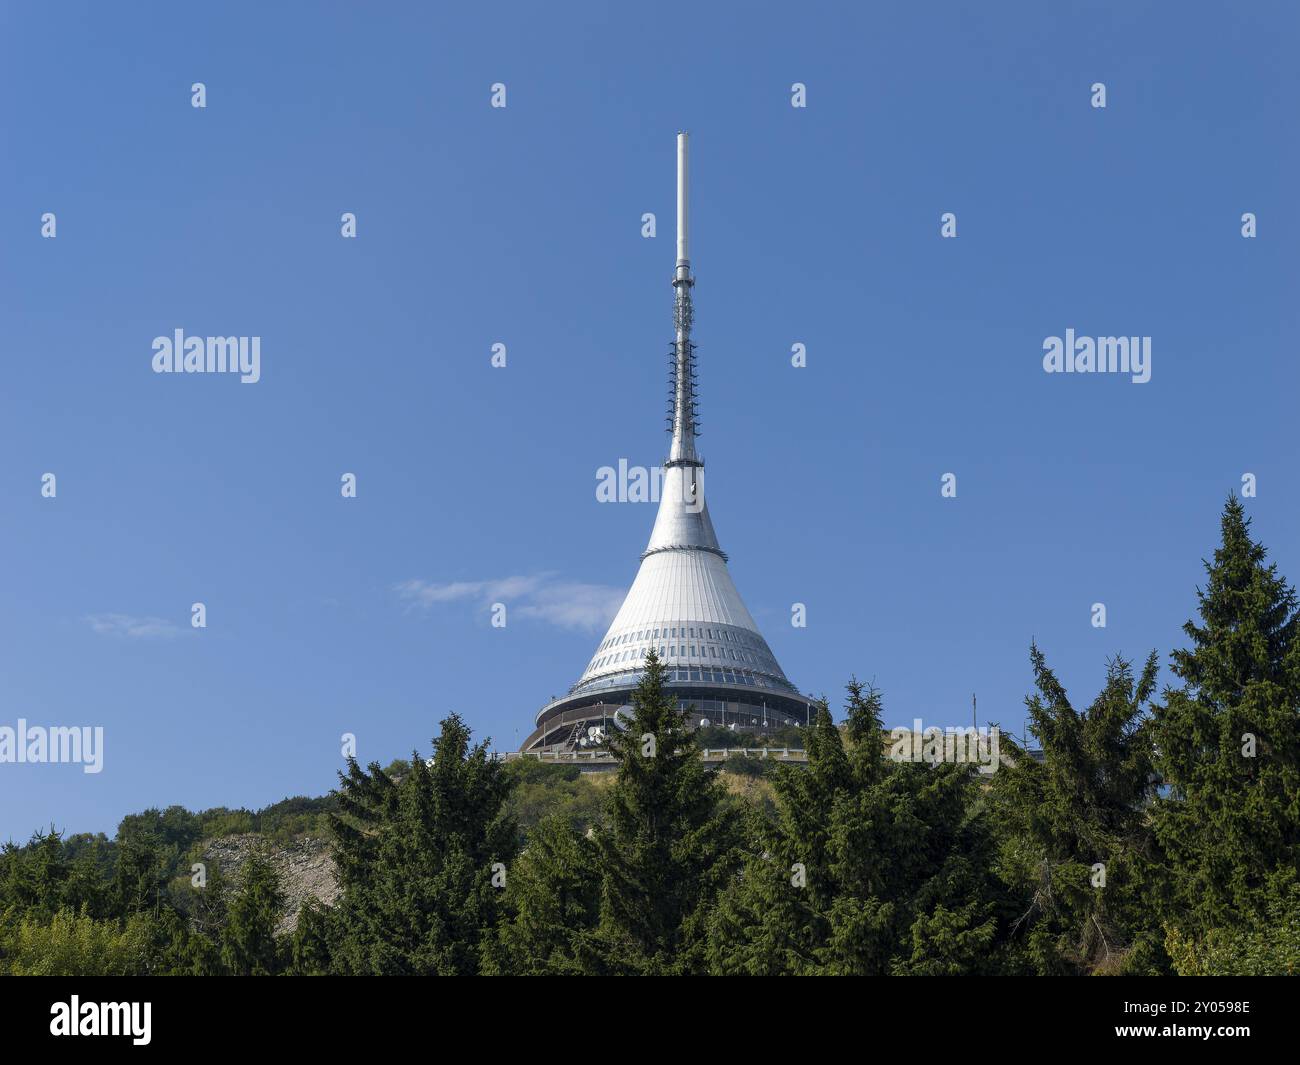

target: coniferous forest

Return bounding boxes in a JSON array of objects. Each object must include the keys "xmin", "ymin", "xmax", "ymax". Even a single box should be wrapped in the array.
[{"xmin": 4, "ymin": 498, "xmax": 1298, "ymax": 976}]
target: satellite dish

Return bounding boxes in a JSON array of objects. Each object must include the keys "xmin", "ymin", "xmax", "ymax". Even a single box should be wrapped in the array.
[
  {"xmin": 699, "ymin": 718, "xmax": 711, "ymax": 728},
  {"xmin": 611, "ymin": 705, "xmax": 635, "ymax": 732}
]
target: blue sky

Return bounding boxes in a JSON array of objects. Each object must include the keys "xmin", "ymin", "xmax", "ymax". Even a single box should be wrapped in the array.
[{"xmin": 2, "ymin": 1, "xmax": 1297, "ymax": 842}]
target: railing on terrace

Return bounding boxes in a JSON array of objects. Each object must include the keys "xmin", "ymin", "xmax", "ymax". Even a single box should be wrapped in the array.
[{"xmin": 495, "ymin": 747, "xmax": 808, "ymax": 764}]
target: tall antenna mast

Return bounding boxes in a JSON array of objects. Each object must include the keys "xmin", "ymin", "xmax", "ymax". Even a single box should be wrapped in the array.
[{"xmin": 668, "ymin": 131, "xmax": 699, "ymax": 466}]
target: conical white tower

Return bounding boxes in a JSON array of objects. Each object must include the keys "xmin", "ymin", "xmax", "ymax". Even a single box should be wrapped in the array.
[{"xmin": 524, "ymin": 133, "xmax": 811, "ymax": 753}]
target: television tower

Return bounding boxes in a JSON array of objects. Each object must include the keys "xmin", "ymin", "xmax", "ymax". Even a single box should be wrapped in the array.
[{"xmin": 522, "ymin": 133, "xmax": 812, "ymax": 752}]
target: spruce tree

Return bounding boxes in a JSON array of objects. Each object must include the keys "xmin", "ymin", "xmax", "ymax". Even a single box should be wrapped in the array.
[
  {"xmin": 584, "ymin": 650, "xmax": 739, "ymax": 974},
  {"xmin": 324, "ymin": 714, "xmax": 517, "ymax": 974},
  {"xmin": 0, "ymin": 830, "xmax": 79, "ymax": 920},
  {"xmin": 991, "ymin": 645, "xmax": 1165, "ymax": 974},
  {"xmin": 705, "ymin": 699, "xmax": 843, "ymax": 973},
  {"xmin": 220, "ymin": 850, "xmax": 284, "ymax": 975},
  {"xmin": 483, "ymin": 813, "xmax": 601, "ymax": 975},
  {"xmin": 173, "ymin": 858, "xmax": 229, "ymax": 975},
  {"xmin": 709, "ymin": 681, "xmax": 1013, "ymax": 975},
  {"xmin": 287, "ymin": 898, "xmax": 336, "ymax": 976},
  {"xmin": 62, "ymin": 838, "xmax": 112, "ymax": 919},
  {"xmin": 111, "ymin": 829, "xmax": 169, "ymax": 917},
  {"xmin": 1151, "ymin": 496, "xmax": 1300, "ymax": 932}
]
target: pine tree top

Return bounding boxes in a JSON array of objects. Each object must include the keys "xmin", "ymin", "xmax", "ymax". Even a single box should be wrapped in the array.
[{"xmin": 1172, "ymin": 495, "xmax": 1300, "ymax": 694}]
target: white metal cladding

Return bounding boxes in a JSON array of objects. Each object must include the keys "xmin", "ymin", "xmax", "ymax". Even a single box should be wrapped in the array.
[
  {"xmin": 573, "ymin": 545, "xmax": 793, "ymax": 692},
  {"xmin": 616, "ymin": 547, "xmax": 755, "ymax": 632},
  {"xmin": 643, "ymin": 464, "xmax": 720, "ymax": 556}
]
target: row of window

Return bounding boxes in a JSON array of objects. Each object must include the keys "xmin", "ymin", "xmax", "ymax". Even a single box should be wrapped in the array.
[
  {"xmin": 589, "ymin": 642, "xmax": 771, "ymax": 673},
  {"xmin": 597, "ymin": 624, "xmax": 762, "ymax": 653},
  {"xmin": 575, "ymin": 665, "xmax": 788, "ymax": 693},
  {"xmin": 587, "ymin": 624, "xmax": 778, "ymax": 677}
]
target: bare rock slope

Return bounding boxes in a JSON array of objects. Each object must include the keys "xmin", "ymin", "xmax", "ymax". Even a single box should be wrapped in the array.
[{"xmin": 204, "ymin": 834, "xmax": 340, "ymax": 936}]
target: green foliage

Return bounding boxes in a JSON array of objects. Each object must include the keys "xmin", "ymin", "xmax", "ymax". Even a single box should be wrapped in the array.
[
  {"xmin": 221, "ymin": 849, "xmax": 285, "ymax": 975},
  {"xmin": 1150, "ymin": 496, "xmax": 1300, "ymax": 933},
  {"xmin": 503, "ymin": 759, "xmax": 606, "ymax": 844},
  {"xmin": 118, "ymin": 806, "xmax": 203, "ymax": 854},
  {"xmin": 0, "ymin": 909, "xmax": 162, "ymax": 976},
  {"xmin": 708, "ymin": 682, "xmax": 1020, "ymax": 975},
  {"xmin": 194, "ymin": 795, "xmax": 334, "ymax": 843},
  {"xmin": 319, "ymin": 713, "xmax": 518, "ymax": 974},
  {"xmin": 695, "ymin": 724, "xmax": 805, "ymax": 750},
  {"xmin": 6, "ymin": 498, "xmax": 1299, "ymax": 978},
  {"xmin": 0, "ymin": 829, "xmax": 111, "ymax": 920},
  {"xmin": 580, "ymin": 651, "xmax": 742, "ymax": 974},
  {"xmin": 196, "ymin": 809, "xmax": 257, "ymax": 838},
  {"xmin": 111, "ymin": 829, "xmax": 171, "ymax": 916},
  {"xmin": 720, "ymin": 752, "xmax": 772, "ymax": 778},
  {"xmin": 288, "ymin": 898, "xmax": 337, "ymax": 976},
  {"xmin": 991, "ymin": 647, "xmax": 1168, "ymax": 975},
  {"xmin": 1166, "ymin": 882, "xmax": 1300, "ymax": 975},
  {"xmin": 484, "ymin": 813, "xmax": 601, "ymax": 975}
]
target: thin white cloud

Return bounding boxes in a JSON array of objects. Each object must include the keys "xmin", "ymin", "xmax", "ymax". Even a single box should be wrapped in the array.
[
  {"xmin": 514, "ymin": 581, "xmax": 627, "ymax": 630},
  {"xmin": 394, "ymin": 575, "xmax": 547, "ymax": 607},
  {"xmin": 85, "ymin": 613, "xmax": 181, "ymax": 639},
  {"xmin": 395, "ymin": 574, "xmax": 624, "ymax": 632}
]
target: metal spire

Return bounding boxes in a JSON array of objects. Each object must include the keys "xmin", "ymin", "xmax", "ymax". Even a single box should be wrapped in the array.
[
  {"xmin": 644, "ymin": 131, "xmax": 719, "ymax": 559},
  {"xmin": 668, "ymin": 131, "xmax": 699, "ymax": 466}
]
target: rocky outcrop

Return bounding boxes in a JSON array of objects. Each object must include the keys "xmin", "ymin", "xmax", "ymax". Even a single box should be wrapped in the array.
[{"xmin": 203, "ymin": 834, "xmax": 339, "ymax": 935}]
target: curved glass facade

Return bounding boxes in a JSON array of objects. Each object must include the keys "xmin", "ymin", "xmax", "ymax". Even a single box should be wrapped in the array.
[
  {"xmin": 570, "ymin": 659, "xmax": 798, "ymax": 699},
  {"xmin": 523, "ymin": 681, "xmax": 814, "ymax": 753}
]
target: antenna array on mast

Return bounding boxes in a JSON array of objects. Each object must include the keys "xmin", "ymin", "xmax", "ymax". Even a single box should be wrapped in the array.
[{"xmin": 668, "ymin": 131, "xmax": 700, "ymax": 466}]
